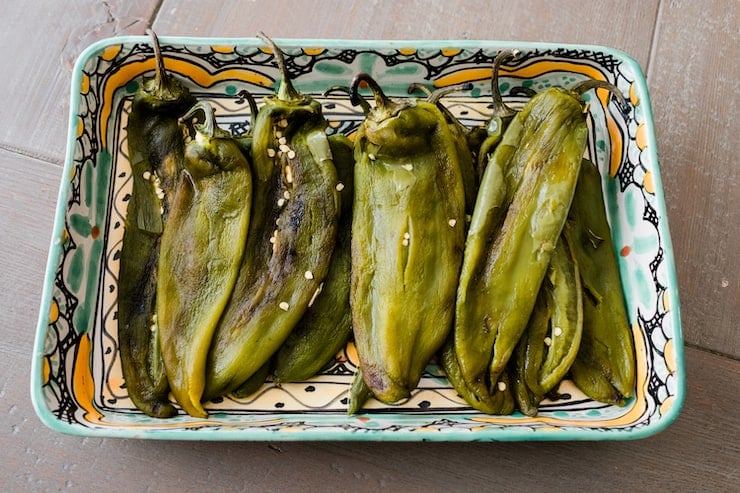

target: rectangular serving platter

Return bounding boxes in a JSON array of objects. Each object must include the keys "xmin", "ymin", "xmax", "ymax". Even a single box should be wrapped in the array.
[{"xmin": 31, "ymin": 35, "xmax": 684, "ymax": 441}]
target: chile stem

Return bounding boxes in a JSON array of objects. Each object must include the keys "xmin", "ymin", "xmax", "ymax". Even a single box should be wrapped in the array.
[
  {"xmin": 570, "ymin": 79, "xmax": 628, "ymax": 113},
  {"xmin": 407, "ymin": 83, "xmax": 432, "ymax": 97},
  {"xmin": 349, "ymin": 73, "xmax": 392, "ymax": 114},
  {"xmin": 236, "ymin": 89, "xmax": 259, "ymax": 127},
  {"xmin": 180, "ymin": 102, "xmax": 215, "ymax": 138},
  {"xmin": 146, "ymin": 29, "xmax": 171, "ymax": 92},
  {"xmin": 324, "ymin": 85, "xmax": 372, "ymax": 115},
  {"xmin": 491, "ymin": 50, "xmax": 520, "ymax": 119},
  {"xmin": 427, "ymin": 82, "xmax": 473, "ymax": 104},
  {"xmin": 258, "ymin": 32, "xmax": 302, "ymax": 103}
]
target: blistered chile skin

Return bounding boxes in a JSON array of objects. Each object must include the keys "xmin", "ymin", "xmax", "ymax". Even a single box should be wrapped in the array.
[
  {"xmin": 118, "ymin": 31, "xmax": 195, "ymax": 418},
  {"xmin": 566, "ymin": 159, "xmax": 636, "ymax": 405},
  {"xmin": 349, "ymin": 74, "xmax": 467, "ymax": 405},
  {"xmin": 157, "ymin": 103, "xmax": 253, "ymax": 418},
  {"xmin": 452, "ymin": 88, "xmax": 588, "ymax": 411},
  {"xmin": 203, "ymin": 36, "xmax": 340, "ymax": 401}
]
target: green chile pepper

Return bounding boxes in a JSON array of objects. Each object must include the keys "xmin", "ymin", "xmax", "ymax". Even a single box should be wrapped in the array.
[
  {"xmin": 156, "ymin": 102, "xmax": 252, "ymax": 418},
  {"xmin": 511, "ymin": 236, "xmax": 583, "ymax": 416},
  {"xmin": 272, "ymin": 133, "xmax": 355, "ymax": 383},
  {"xmin": 118, "ymin": 30, "xmax": 195, "ymax": 418},
  {"xmin": 348, "ymin": 73, "xmax": 467, "ymax": 404},
  {"xmin": 203, "ymin": 35, "xmax": 340, "ymax": 400},
  {"xmin": 565, "ymin": 158, "xmax": 636, "ymax": 405},
  {"xmin": 453, "ymin": 86, "xmax": 589, "ymax": 411},
  {"xmin": 510, "ymin": 292, "xmax": 550, "ymax": 416},
  {"xmin": 534, "ymin": 233, "xmax": 583, "ymax": 393}
]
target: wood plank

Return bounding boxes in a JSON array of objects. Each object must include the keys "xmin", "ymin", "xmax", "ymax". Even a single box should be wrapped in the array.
[
  {"xmin": 0, "ymin": 148, "xmax": 735, "ymax": 488},
  {"xmin": 0, "ymin": 0, "xmax": 158, "ymax": 165},
  {"xmin": 648, "ymin": 0, "xmax": 739, "ymax": 357},
  {"xmin": 0, "ymin": 151, "xmax": 61, "ymax": 355},
  {"xmin": 153, "ymin": 0, "xmax": 658, "ymax": 68}
]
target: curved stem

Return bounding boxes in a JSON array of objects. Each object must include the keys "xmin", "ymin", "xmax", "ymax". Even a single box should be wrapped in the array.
[
  {"xmin": 509, "ymin": 86, "xmax": 537, "ymax": 98},
  {"xmin": 407, "ymin": 83, "xmax": 432, "ymax": 97},
  {"xmin": 349, "ymin": 72, "xmax": 391, "ymax": 115},
  {"xmin": 324, "ymin": 85, "xmax": 371, "ymax": 114},
  {"xmin": 146, "ymin": 29, "xmax": 170, "ymax": 90},
  {"xmin": 570, "ymin": 79, "xmax": 628, "ymax": 113},
  {"xmin": 491, "ymin": 49, "xmax": 520, "ymax": 119},
  {"xmin": 180, "ymin": 102, "xmax": 214, "ymax": 138},
  {"xmin": 236, "ymin": 89, "xmax": 259, "ymax": 127},
  {"xmin": 427, "ymin": 82, "xmax": 473, "ymax": 104},
  {"xmin": 258, "ymin": 32, "xmax": 301, "ymax": 102}
]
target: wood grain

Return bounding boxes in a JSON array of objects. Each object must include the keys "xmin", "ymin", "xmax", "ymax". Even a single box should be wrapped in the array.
[
  {"xmin": 153, "ymin": 0, "xmax": 658, "ymax": 67},
  {"xmin": 648, "ymin": 0, "xmax": 739, "ymax": 358},
  {"xmin": 0, "ymin": 0, "xmax": 158, "ymax": 165}
]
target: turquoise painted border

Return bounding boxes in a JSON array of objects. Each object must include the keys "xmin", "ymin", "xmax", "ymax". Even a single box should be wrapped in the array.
[{"xmin": 31, "ymin": 35, "xmax": 684, "ymax": 441}]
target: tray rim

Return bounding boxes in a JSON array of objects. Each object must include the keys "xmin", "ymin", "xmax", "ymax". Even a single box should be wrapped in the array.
[{"xmin": 31, "ymin": 35, "xmax": 685, "ymax": 442}]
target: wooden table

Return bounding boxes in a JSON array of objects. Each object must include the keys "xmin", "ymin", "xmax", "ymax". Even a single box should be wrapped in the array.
[{"xmin": 1, "ymin": 1, "xmax": 737, "ymax": 490}]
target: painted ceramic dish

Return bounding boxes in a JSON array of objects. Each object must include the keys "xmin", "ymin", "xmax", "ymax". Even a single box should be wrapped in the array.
[{"xmin": 31, "ymin": 36, "xmax": 684, "ymax": 441}]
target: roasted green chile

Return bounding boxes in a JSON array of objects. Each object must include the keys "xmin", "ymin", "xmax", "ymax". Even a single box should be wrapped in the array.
[
  {"xmin": 118, "ymin": 30, "xmax": 195, "ymax": 418},
  {"xmin": 272, "ymin": 133, "xmax": 355, "ymax": 383},
  {"xmin": 204, "ymin": 35, "xmax": 340, "ymax": 400},
  {"xmin": 452, "ymin": 86, "xmax": 589, "ymax": 412},
  {"xmin": 348, "ymin": 73, "xmax": 467, "ymax": 405},
  {"xmin": 565, "ymin": 158, "xmax": 636, "ymax": 405},
  {"xmin": 511, "ymin": 236, "xmax": 583, "ymax": 416},
  {"xmin": 156, "ymin": 102, "xmax": 252, "ymax": 418}
]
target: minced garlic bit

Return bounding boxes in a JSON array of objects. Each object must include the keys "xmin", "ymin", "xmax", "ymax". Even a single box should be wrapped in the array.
[
  {"xmin": 403, "ymin": 232, "xmax": 410, "ymax": 240},
  {"xmin": 279, "ymin": 143, "xmax": 290, "ymax": 153},
  {"xmin": 142, "ymin": 171, "xmax": 151, "ymax": 180},
  {"xmin": 277, "ymin": 198, "xmax": 286, "ymax": 207},
  {"xmin": 279, "ymin": 301, "xmax": 290, "ymax": 311},
  {"xmin": 275, "ymin": 130, "xmax": 283, "ymax": 139},
  {"xmin": 553, "ymin": 326, "xmax": 563, "ymax": 337},
  {"xmin": 368, "ymin": 153, "xmax": 376, "ymax": 161},
  {"xmin": 335, "ymin": 182, "xmax": 345, "ymax": 191},
  {"xmin": 279, "ymin": 119, "xmax": 289, "ymax": 128},
  {"xmin": 283, "ymin": 190, "xmax": 291, "ymax": 200},
  {"xmin": 448, "ymin": 219, "xmax": 457, "ymax": 227},
  {"xmin": 267, "ymin": 148, "xmax": 276, "ymax": 158},
  {"xmin": 278, "ymin": 136, "xmax": 287, "ymax": 146},
  {"xmin": 287, "ymin": 149, "xmax": 296, "ymax": 159},
  {"xmin": 544, "ymin": 336, "xmax": 552, "ymax": 346},
  {"xmin": 401, "ymin": 164, "xmax": 413, "ymax": 171},
  {"xmin": 497, "ymin": 381, "xmax": 507, "ymax": 391},
  {"xmin": 402, "ymin": 238, "xmax": 409, "ymax": 247},
  {"xmin": 304, "ymin": 270, "xmax": 314, "ymax": 280}
]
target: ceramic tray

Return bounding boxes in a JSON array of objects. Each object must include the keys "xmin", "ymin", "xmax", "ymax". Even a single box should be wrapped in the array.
[{"xmin": 31, "ymin": 35, "xmax": 684, "ymax": 441}]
